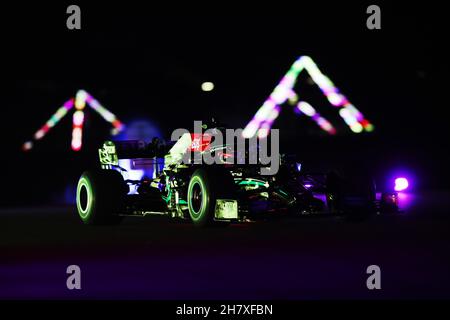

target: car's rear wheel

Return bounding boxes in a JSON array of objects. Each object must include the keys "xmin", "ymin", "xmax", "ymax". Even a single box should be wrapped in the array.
[{"xmin": 76, "ymin": 170, "xmax": 127, "ymax": 225}]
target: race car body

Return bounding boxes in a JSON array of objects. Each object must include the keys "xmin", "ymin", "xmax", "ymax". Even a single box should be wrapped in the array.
[{"xmin": 76, "ymin": 125, "xmax": 398, "ymax": 227}]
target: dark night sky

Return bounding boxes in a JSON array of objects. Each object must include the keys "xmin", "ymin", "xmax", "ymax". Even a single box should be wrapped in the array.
[{"xmin": 1, "ymin": 2, "xmax": 448, "ymax": 204}]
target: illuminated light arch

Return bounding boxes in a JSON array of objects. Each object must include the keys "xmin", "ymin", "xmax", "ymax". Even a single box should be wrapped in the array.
[
  {"xmin": 22, "ymin": 90, "xmax": 125, "ymax": 152},
  {"xmin": 242, "ymin": 56, "xmax": 374, "ymax": 138},
  {"xmin": 296, "ymin": 101, "xmax": 337, "ymax": 135}
]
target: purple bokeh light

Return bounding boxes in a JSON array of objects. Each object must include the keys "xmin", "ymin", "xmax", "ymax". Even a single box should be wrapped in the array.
[{"xmin": 394, "ymin": 177, "xmax": 409, "ymax": 192}]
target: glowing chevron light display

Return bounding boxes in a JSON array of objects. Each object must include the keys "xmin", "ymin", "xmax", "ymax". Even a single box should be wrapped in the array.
[
  {"xmin": 296, "ymin": 101, "xmax": 337, "ymax": 135},
  {"xmin": 23, "ymin": 90, "xmax": 124, "ymax": 152},
  {"xmin": 242, "ymin": 56, "xmax": 374, "ymax": 138}
]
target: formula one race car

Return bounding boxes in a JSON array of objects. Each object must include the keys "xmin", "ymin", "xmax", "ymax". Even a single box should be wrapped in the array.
[{"xmin": 76, "ymin": 123, "xmax": 399, "ymax": 227}]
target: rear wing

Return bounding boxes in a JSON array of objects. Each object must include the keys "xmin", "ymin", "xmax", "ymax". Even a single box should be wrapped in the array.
[
  {"xmin": 99, "ymin": 140, "xmax": 161, "ymax": 166},
  {"xmin": 99, "ymin": 141, "xmax": 165, "ymax": 180}
]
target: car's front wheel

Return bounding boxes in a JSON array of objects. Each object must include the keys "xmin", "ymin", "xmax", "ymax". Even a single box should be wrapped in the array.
[{"xmin": 187, "ymin": 167, "xmax": 235, "ymax": 227}]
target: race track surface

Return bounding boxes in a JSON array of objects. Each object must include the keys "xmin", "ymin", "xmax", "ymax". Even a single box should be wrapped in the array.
[{"xmin": 1, "ymin": 191, "xmax": 450, "ymax": 299}]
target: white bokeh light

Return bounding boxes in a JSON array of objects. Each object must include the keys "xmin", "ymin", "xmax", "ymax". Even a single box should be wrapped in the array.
[{"xmin": 201, "ymin": 82, "xmax": 215, "ymax": 92}]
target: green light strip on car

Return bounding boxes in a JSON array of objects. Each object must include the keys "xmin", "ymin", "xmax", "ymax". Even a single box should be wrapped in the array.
[{"xmin": 238, "ymin": 180, "xmax": 268, "ymax": 188}]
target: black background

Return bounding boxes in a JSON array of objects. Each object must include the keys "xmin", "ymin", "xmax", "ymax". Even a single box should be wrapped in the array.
[{"xmin": 1, "ymin": 2, "xmax": 448, "ymax": 206}]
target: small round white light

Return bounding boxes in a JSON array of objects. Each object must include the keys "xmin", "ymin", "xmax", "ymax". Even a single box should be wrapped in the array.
[{"xmin": 201, "ymin": 82, "xmax": 215, "ymax": 92}]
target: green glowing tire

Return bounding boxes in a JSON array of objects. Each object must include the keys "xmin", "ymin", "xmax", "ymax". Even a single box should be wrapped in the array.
[
  {"xmin": 187, "ymin": 167, "xmax": 234, "ymax": 227},
  {"xmin": 76, "ymin": 170, "xmax": 127, "ymax": 225}
]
